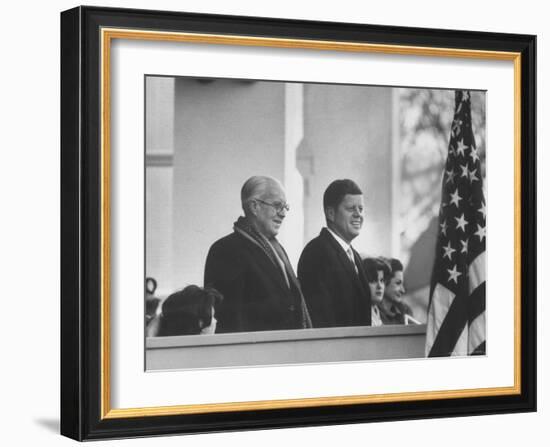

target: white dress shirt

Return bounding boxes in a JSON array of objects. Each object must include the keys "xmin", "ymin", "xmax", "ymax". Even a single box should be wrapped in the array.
[
  {"xmin": 326, "ymin": 227, "xmax": 358, "ymax": 273},
  {"xmin": 371, "ymin": 305, "xmax": 383, "ymax": 327}
]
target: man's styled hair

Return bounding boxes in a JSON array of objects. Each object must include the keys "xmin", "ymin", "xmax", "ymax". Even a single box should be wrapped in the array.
[
  {"xmin": 240, "ymin": 175, "xmax": 283, "ymax": 214},
  {"xmin": 323, "ymin": 179, "xmax": 363, "ymax": 211}
]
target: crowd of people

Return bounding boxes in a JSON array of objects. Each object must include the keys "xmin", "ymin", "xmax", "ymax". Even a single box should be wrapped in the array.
[{"xmin": 146, "ymin": 175, "xmax": 418, "ymax": 337}]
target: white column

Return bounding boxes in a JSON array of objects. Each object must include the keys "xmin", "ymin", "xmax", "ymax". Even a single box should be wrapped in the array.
[
  {"xmin": 278, "ymin": 83, "xmax": 305, "ymax": 270},
  {"xmin": 145, "ymin": 77, "xmax": 175, "ymax": 296}
]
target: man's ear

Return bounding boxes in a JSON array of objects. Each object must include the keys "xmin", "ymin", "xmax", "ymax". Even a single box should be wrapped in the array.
[
  {"xmin": 325, "ymin": 207, "xmax": 334, "ymax": 223},
  {"xmin": 248, "ymin": 200, "xmax": 259, "ymax": 217}
]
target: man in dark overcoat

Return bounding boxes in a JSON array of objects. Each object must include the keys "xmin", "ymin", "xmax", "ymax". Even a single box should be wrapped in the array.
[
  {"xmin": 204, "ymin": 176, "xmax": 311, "ymax": 333},
  {"xmin": 298, "ymin": 179, "xmax": 372, "ymax": 328}
]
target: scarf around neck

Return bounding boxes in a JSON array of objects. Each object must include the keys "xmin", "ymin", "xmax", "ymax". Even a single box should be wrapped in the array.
[
  {"xmin": 233, "ymin": 216, "xmax": 282, "ymax": 272},
  {"xmin": 233, "ymin": 216, "xmax": 312, "ymax": 329}
]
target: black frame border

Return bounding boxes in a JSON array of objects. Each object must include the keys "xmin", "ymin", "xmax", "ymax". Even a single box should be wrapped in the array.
[{"xmin": 61, "ymin": 5, "xmax": 536, "ymax": 441}]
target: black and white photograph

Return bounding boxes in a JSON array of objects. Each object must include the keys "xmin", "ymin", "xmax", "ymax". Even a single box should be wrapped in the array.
[{"xmin": 144, "ymin": 76, "xmax": 487, "ymax": 370}]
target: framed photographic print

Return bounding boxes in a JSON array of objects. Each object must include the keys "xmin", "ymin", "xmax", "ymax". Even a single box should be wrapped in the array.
[{"xmin": 60, "ymin": 5, "xmax": 536, "ymax": 441}]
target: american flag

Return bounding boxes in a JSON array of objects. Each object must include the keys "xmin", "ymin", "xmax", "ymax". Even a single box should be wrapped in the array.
[{"xmin": 426, "ymin": 90, "xmax": 486, "ymax": 357}]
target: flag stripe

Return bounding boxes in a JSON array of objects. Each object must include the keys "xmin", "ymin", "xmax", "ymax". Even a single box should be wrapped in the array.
[
  {"xmin": 425, "ymin": 283, "xmax": 455, "ymax": 355},
  {"xmin": 451, "ymin": 324, "xmax": 468, "ymax": 356},
  {"xmin": 471, "ymin": 341, "xmax": 486, "ymax": 355},
  {"xmin": 428, "ymin": 282, "xmax": 485, "ymax": 357},
  {"xmin": 468, "ymin": 283, "xmax": 485, "ymax": 324},
  {"xmin": 469, "ymin": 252, "xmax": 486, "ymax": 292},
  {"xmin": 468, "ymin": 311, "xmax": 486, "ymax": 354},
  {"xmin": 428, "ymin": 290, "xmax": 469, "ymax": 356}
]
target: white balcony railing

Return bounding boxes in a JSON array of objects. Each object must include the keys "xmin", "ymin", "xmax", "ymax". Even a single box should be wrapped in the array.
[{"xmin": 146, "ymin": 324, "xmax": 427, "ymax": 370}]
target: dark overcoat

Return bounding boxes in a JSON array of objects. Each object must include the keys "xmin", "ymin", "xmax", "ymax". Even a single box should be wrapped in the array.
[
  {"xmin": 204, "ymin": 232, "xmax": 305, "ymax": 333},
  {"xmin": 297, "ymin": 228, "xmax": 372, "ymax": 328}
]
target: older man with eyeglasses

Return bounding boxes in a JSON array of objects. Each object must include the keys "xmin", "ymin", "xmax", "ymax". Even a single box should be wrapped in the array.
[{"xmin": 204, "ymin": 176, "xmax": 312, "ymax": 333}]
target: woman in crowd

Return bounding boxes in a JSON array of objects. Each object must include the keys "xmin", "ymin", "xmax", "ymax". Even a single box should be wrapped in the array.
[
  {"xmin": 378, "ymin": 258, "xmax": 418, "ymax": 325},
  {"xmin": 362, "ymin": 257, "xmax": 391, "ymax": 327},
  {"xmin": 146, "ymin": 285, "xmax": 223, "ymax": 336}
]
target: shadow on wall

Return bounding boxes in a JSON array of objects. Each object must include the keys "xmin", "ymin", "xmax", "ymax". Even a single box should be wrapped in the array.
[
  {"xmin": 34, "ymin": 418, "xmax": 59, "ymax": 433},
  {"xmin": 404, "ymin": 216, "xmax": 439, "ymax": 323}
]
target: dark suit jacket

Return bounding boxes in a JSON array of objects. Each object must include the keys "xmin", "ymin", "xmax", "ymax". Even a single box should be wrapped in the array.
[
  {"xmin": 204, "ymin": 231, "xmax": 306, "ymax": 333},
  {"xmin": 298, "ymin": 228, "xmax": 372, "ymax": 328}
]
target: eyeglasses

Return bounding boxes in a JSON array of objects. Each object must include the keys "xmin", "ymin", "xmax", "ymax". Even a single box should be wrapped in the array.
[{"xmin": 255, "ymin": 199, "xmax": 290, "ymax": 213}]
